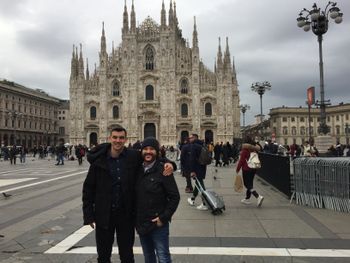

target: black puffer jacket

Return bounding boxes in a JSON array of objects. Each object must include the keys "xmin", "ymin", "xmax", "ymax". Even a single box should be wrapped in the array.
[
  {"xmin": 82, "ymin": 143, "xmax": 141, "ymax": 229},
  {"xmin": 135, "ymin": 161, "xmax": 180, "ymax": 235}
]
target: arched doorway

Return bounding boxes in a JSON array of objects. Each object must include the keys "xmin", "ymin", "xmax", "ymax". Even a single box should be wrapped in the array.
[
  {"xmin": 90, "ymin": 132, "xmax": 98, "ymax": 147},
  {"xmin": 144, "ymin": 123, "xmax": 156, "ymax": 139},
  {"xmin": 181, "ymin": 130, "xmax": 189, "ymax": 143},
  {"xmin": 205, "ymin": 130, "xmax": 214, "ymax": 144}
]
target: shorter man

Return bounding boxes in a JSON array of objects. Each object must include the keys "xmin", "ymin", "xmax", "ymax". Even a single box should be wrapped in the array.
[{"xmin": 136, "ymin": 137, "xmax": 180, "ymax": 263}]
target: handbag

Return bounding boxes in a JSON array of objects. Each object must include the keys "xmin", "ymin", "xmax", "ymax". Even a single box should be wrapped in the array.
[{"xmin": 233, "ymin": 172, "xmax": 244, "ymax": 193}]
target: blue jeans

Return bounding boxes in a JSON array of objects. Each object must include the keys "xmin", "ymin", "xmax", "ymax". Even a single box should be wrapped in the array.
[{"xmin": 139, "ymin": 222, "xmax": 171, "ymax": 263}]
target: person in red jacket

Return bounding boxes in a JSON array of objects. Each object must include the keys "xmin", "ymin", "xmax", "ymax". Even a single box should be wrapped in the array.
[{"xmin": 236, "ymin": 136, "xmax": 264, "ymax": 207}]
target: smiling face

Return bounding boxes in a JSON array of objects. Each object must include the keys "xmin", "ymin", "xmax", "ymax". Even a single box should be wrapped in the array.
[
  {"xmin": 141, "ymin": 146, "xmax": 157, "ymax": 163},
  {"xmin": 109, "ymin": 130, "xmax": 127, "ymax": 156}
]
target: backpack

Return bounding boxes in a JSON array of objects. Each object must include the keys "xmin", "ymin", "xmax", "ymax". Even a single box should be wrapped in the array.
[
  {"xmin": 79, "ymin": 148, "xmax": 85, "ymax": 157},
  {"xmin": 198, "ymin": 145, "xmax": 212, "ymax": 165},
  {"xmin": 247, "ymin": 151, "xmax": 261, "ymax": 169}
]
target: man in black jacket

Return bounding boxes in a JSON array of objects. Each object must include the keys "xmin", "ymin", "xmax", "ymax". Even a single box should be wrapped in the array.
[
  {"xmin": 136, "ymin": 137, "xmax": 180, "ymax": 263},
  {"xmin": 82, "ymin": 126, "xmax": 175, "ymax": 263}
]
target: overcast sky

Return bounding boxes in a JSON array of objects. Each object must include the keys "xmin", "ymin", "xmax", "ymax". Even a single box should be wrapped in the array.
[{"xmin": 1, "ymin": 0, "xmax": 349, "ymax": 125}]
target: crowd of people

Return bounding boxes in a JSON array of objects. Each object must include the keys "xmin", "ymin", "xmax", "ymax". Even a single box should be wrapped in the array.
[
  {"xmin": 263, "ymin": 139, "xmax": 350, "ymax": 158},
  {"xmin": 0, "ymin": 142, "xmax": 88, "ymax": 166}
]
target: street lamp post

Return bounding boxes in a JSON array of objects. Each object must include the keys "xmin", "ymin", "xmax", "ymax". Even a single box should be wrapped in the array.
[
  {"xmin": 240, "ymin": 104, "xmax": 250, "ymax": 127},
  {"xmin": 345, "ymin": 123, "xmax": 349, "ymax": 145},
  {"xmin": 251, "ymin": 81, "xmax": 271, "ymax": 123},
  {"xmin": 297, "ymin": 2, "xmax": 343, "ymax": 135}
]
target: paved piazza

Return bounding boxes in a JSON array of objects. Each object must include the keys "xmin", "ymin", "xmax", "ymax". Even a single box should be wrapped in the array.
[{"xmin": 1, "ymin": 156, "xmax": 350, "ymax": 262}]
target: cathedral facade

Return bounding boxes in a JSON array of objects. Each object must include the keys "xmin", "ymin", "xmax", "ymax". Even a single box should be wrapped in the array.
[{"xmin": 69, "ymin": 1, "xmax": 240, "ymax": 146}]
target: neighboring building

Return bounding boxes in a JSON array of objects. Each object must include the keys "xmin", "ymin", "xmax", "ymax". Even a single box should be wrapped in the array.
[
  {"xmin": 57, "ymin": 100, "xmax": 70, "ymax": 144},
  {"xmin": 244, "ymin": 103, "xmax": 350, "ymax": 146},
  {"xmin": 0, "ymin": 79, "xmax": 60, "ymax": 149},
  {"xmin": 69, "ymin": 1, "xmax": 240, "ymax": 146}
]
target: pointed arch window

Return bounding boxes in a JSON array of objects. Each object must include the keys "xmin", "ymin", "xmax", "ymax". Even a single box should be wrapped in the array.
[
  {"xmin": 145, "ymin": 47, "xmax": 154, "ymax": 70},
  {"xmin": 181, "ymin": 103, "xmax": 188, "ymax": 117},
  {"xmin": 205, "ymin": 103, "xmax": 212, "ymax": 116},
  {"xmin": 113, "ymin": 105, "xmax": 119, "ymax": 119},
  {"xmin": 180, "ymin": 79, "xmax": 188, "ymax": 94},
  {"xmin": 112, "ymin": 83, "xmax": 120, "ymax": 96},
  {"xmin": 145, "ymin": 85, "xmax": 154, "ymax": 100},
  {"xmin": 90, "ymin": 106, "xmax": 97, "ymax": 120}
]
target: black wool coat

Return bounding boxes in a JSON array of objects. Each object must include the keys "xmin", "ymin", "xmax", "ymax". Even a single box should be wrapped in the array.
[
  {"xmin": 135, "ymin": 161, "xmax": 180, "ymax": 235},
  {"xmin": 82, "ymin": 143, "xmax": 142, "ymax": 229}
]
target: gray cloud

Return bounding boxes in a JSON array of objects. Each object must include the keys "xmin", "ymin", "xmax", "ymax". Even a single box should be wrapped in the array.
[{"xmin": 1, "ymin": 0, "xmax": 349, "ymax": 125}]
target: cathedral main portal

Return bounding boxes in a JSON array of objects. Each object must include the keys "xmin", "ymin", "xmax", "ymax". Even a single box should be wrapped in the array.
[{"xmin": 144, "ymin": 123, "xmax": 156, "ymax": 138}]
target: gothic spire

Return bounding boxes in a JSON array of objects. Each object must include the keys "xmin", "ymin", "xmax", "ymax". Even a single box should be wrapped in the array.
[
  {"xmin": 122, "ymin": 0, "xmax": 129, "ymax": 34},
  {"xmin": 173, "ymin": 1, "xmax": 178, "ymax": 27},
  {"xmin": 78, "ymin": 43, "xmax": 85, "ymax": 78},
  {"xmin": 75, "ymin": 46, "xmax": 79, "ymax": 77},
  {"xmin": 232, "ymin": 56, "xmax": 237, "ymax": 78},
  {"xmin": 192, "ymin": 16, "xmax": 198, "ymax": 48},
  {"xmin": 161, "ymin": 0, "xmax": 166, "ymax": 29},
  {"xmin": 130, "ymin": 0, "xmax": 136, "ymax": 33},
  {"xmin": 86, "ymin": 58, "xmax": 90, "ymax": 80},
  {"xmin": 224, "ymin": 37, "xmax": 231, "ymax": 70},
  {"xmin": 100, "ymin": 22, "xmax": 107, "ymax": 55},
  {"xmin": 217, "ymin": 37, "xmax": 223, "ymax": 69},
  {"xmin": 168, "ymin": 0, "xmax": 174, "ymax": 28},
  {"xmin": 70, "ymin": 44, "xmax": 77, "ymax": 79}
]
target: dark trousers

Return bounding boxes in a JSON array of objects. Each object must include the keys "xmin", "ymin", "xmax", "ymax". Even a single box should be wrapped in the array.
[
  {"xmin": 242, "ymin": 169, "xmax": 259, "ymax": 199},
  {"xmin": 183, "ymin": 171, "xmax": 193, "ymax": 189},
  {"xmin": 95, "ymin": 210, "xmax": 135, "ymax": 263},
  {"xmin": 192, "ymin": 177, "xmax": 205, "ymax": 199}
]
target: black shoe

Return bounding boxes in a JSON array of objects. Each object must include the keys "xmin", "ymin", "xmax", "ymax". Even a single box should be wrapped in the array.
[{"xmin": 55, "ymin": 163, "xmax": 59, "ymax": 166}]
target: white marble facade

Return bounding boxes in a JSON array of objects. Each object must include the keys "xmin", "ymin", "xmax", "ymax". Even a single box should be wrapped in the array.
[{"xmin": 69, "ymin": 1, "xmax": 240, "ymax": 146}]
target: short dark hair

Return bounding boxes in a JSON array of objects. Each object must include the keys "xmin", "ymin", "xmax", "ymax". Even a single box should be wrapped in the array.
[{"xmin": 110, "ymin": 125, "xmax": 127, "ymax": 136}]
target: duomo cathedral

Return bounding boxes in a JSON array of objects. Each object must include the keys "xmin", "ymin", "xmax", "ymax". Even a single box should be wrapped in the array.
[{"xmin": 69, "ymin": 0, "xmax": 240, "ymax": 146}]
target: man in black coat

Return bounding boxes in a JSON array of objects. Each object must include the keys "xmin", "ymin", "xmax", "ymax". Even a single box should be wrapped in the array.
[
  {"xmin": 82, "ymin": 126, "xmax": 175, "ymax": 263},
  {"xmin": 135, "ymin": 137, "xmax": 180, "ymax": 262},
  {"xmin": 186, "ymin": 134, "xmax": 208, "ymax": 211}
]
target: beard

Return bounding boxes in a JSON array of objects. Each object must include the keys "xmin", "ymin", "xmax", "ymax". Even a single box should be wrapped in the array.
[{"xmin": 142, "ymin": 152, "xmax": 157, "ymax": 162}]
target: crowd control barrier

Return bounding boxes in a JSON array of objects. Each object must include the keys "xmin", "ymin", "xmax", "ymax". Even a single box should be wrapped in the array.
[
  {"xmin": 292, "ymin": 157, "xmax": 350, "ymax": 213},
  {"xmin": 257, "ymin": 153, "xmax": 292, "ymax": 198}
]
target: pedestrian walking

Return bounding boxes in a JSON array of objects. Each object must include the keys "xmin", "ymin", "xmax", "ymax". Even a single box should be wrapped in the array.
[
  {"xmin": 186, "ymin": 134, "xmax": 209, "ymax": 211},
  {"xmin": 55, "ymin": 140, "xmax": 65, "ymax": 165},
  {"xmin": 180, "ymin": 139, "xmax": 194, "ymax": 193},
  {"xmin": 236, "ymin": 136, "xmax": 264, "ymax": 207},
  {"xmin": 19, "ymin": 145, "xmax": 27, "ymax": 163},
  {"xmin": 213, "ymin": 142, "xmax": 222, "ymax": 167},
  {"xmin": 136, "ymin": 137, "xmax": 180, "ymax": 263},
  {"xmin": 9, "ymin": 145, "xmax": 17, "ymax": 165},
  {"xmin": 82, "ymin": 125, "xmax": 176, "ymax": 263}
]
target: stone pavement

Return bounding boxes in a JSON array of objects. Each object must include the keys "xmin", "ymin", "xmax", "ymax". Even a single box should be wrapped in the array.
[{"xmin": 0, "ymin": 158, "xmax": 350, "ymax": 262}]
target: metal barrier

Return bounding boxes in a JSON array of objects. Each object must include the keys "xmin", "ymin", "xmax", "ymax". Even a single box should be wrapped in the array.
[
  {"xmin": 257, "ymin": 153, "xmax": 292, "ymax": 197},
  {"xmin": 292, "ymin": 157, "xmax": 350, "ymax": 213}
]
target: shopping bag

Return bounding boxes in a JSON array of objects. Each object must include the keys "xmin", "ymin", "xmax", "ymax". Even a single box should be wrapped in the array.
[{"xmin": 234, "ymin": 173, "xmax": 244, "ymax": 193}]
